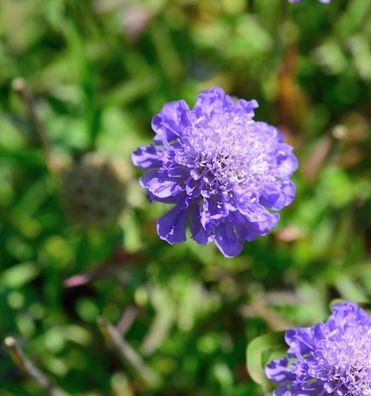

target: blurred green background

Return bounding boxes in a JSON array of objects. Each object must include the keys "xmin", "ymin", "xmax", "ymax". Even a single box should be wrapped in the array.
[{"xmin": 0, "ymin": 0, "xmax": 370, "ymax": 395}]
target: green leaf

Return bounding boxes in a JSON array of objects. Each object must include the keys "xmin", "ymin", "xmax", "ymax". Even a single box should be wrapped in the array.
[
  {"xmin": 246, "ymin": 331, "xmax": 286, "ymax": 388},
  {"xmin": 0, "ymin": 262, "xmax": 39, "ymax": 288}
]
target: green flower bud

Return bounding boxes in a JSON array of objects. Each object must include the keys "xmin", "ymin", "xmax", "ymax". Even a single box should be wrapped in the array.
[{"xmin": 61, "ymin": 153, "xmax": 132, "ymax": 228}]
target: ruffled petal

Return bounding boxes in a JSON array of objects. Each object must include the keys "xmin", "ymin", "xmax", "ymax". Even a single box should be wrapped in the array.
[
  {"xmin": 260, "ymin": 180, "xmax": 296, "ymax": 211},
  {"xmin": 203, "ymin": 196, "xmax": 229, "ymax": 220},
  {"xmin": 152, "ymin": 100, "xmax": 191, "ymax": 144},
  {"xmin": 273, "ymin": 386, "xmax": 292, "ymax": 396},
  {"xmin": 276, "ymin": 145, "xmax": 298, "ymax": 178},
  {"xmin": 231, "ymin": 211, "xmax": 279, "ymax": 242},
  {"xmin": 190, "ymin": 203, "xmax": 210, "ymax": 245},
  {"xmin": 157, "ymin": 207, "xmax": 189, "ymax": 244},
  {"xmin": 140, "ymin": 171, "xmax": 182, "ymax": 199},
  {"xmin": 193, "ymin": 87, "xmax": 233, "ymax": 119},
  {"xmin": 214, "ymin": 223, "xmax": 243, "ymax": 258},
  {"xmin": 131, "ymin": 145, "xmax": 163, "ymax": 170},
  {"xmin": 253, "ymin": 122, "xmax": 280, "ymax": 144},
  {"xmin": 147, "ymin": 191, "xmax": 177, "ymax": 204},
  {"xmin": 265, "ymin": 358, "xmax": 294, "ymax": 383},
  {"xmin": 236, "ymin": 198, "xmax": 274, "ymax": 223},
  {"xmin": 259, "ymin": 183, "xmax": 280, "ymax": 209},
  {"xmin": 285, "ymin": 327, "xmax": 315, "ymax": 357},
  {"xmin": 233, "ymin": 98, "xmax": 258, "ymax": 118}
]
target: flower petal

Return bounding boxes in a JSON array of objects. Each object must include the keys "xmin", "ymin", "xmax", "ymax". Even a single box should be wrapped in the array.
[
  {"xmin": 157, "ymin": 207, "xmax": 189, "ymax": 244},
  {"xmin": 132, "ymin": 145, "xmax": 162, "ymax": 170},
  {"xmin": 236, "ymin": 198, "xmax": 273, "ymax": 223},
  {"xmin": 276, "ymin": 145, "xmax": 298, "ymax": 178},
  {"xmin": 141, "ymin": 171, "xmax": 182, "ymax": 199},
  {"xmin": 260, "ymin": 180, "xmax": 296, "ymax": 211},
  {"xmin": 214, "ymin": 223, "xmax": 243, "ymax": 258},
  {"xmin": 190, "ymin": 203, "xmax": 210, "ymax": 245},
  {"xmin": 285, "ymin": 327, "xmax": 314, "ymax": 356},
  {"xmin": 231, "ymin": 211, "xmax": 279, "ymax": 241},
  {"xmin": 233, "ymin": 98, "xmax": 258, "ymax": 118},
  {"xmin": 265, "ymin": 358, "xmax": 294, "ymax": 383},
  {"xmin": 152, "ymin": 100, "xmax": 191, "ymax": 144},
  {"xmin": 193, "ymin": 87, "xmax": 233, "ymax": 119}
]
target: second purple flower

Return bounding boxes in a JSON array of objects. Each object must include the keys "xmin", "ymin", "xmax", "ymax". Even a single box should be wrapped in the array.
[{"xmin": 132, "ymin": 88, "xmax": 298, "ymax": 257}]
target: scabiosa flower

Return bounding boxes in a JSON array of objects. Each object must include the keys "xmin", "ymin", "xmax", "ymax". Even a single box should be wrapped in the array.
[
  {"xmin": 132, "ymin": 88, "xmax": 297, "ymax": 257},
  {"xmin": 265, "ymin": 302, "xmax": 371, "ymax": 395}
]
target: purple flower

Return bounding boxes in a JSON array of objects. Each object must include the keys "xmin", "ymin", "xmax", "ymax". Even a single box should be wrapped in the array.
[
  {"xmin": 266, "ymin": 302, "xmax": 371, "ymax": 395},
  {"xmin": 132, "ymin": 88, "xmax": 297, "ymax": 257}
]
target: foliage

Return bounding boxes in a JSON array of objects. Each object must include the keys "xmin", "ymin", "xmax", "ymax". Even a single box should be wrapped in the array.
[{"xmin": 0, "ymin": 0, "xmax": 370, "ymax": 395}]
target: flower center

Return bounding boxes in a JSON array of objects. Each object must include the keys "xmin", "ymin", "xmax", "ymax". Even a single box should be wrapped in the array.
[
  {"xmin": 310, "ymin": 327, "xmax": 371, "ymax": 393},
  {"xmin": 175, "ymin": 115, "xmax": 275, "ymax": 194}
]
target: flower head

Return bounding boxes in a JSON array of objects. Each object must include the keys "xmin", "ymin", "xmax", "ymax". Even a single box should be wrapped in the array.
[
  {"xmin": 62, "ymin": 153, "xmax": 131, "ymax": 228},
  {"xmin": 132, "ymin": 87, "xmax": 297, "ymax": 257},
  {"xmin": 266, "ymin": 302, "xmax": 371, "ymax": 395}
]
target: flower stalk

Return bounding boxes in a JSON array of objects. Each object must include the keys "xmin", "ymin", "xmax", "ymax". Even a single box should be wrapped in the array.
[
  {"xmin": 97, "ymin": 317, "xmax": 161, "ymax": 389},
  {"xmin": 12, "ymin": 77, "xmax": 63, "ymax": 174},
  {"xmin": 4, "ymin": 336, "xmax": 69, "ymax": 396}
]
